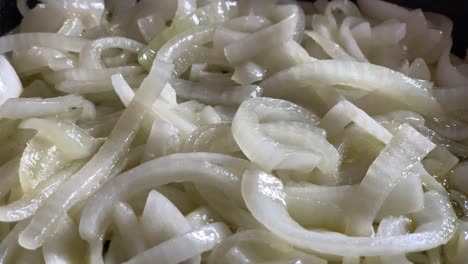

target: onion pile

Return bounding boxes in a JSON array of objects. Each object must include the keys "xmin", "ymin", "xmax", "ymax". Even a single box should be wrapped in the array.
[{"xmin": 0, "ymin": 0, "xmax": 468, "ymax": 263}]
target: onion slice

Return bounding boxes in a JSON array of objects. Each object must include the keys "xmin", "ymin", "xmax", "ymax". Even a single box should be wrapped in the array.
[
  {"xmin": 242, "ymin": 169, "xmax": 456, "ymax": 256},
  {"xmin": 261, "ymin": 60, "xmax": 442, "ymax": 116}
]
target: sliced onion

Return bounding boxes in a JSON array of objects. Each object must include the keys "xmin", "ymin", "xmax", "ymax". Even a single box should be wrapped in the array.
[
  {"xmin": 225, "ymin": 5, "xmax": 300, "ymax": 65},
  {"xmin": 137, "ymin": 12, "xmax": 167, "ymax": 44},
  {"xmin": 185, "ymin": 124, "xmax": 239, "ymax": 154},
  {"xmin": 254, "ymin": 40, "xmax": 314, "ymax": 76},
  {"xmin": 451, "ymin": 161, "xmax": 468, "ymax": 196},
  {"xmin": 305, "ymin": 31, "xmax": 355, "ymax": 61},
  {"xmin": 138, "ymin": 0, "xmax": 238, "ymax": 69},
  {"xmin": 124, "ymin": 222, "xmax": 231, "ymax": 264},
  {"xmin": 79, "ymin": 37, "xmax": 144, "ymax": 69},
  {"xmin": 44, "ymin": 66, "xmax": 143, "ymax": 84},
  {"xmin": 242, "ymin": 169, "xmax": 456, "ymax": 256},
  {"xmin": 11, "ymin": 47, "xmax": 71, "ymax": 74},
  {"xmin": 57, "ymin": 16, "xmax": 85, "ymax": 36},
  {"xmin": 407, "ymin": 58, "xmax": 431, "ymax": 81},
  {"xmin": 320, "ymin": 99, "xmax": 393, "ymax": 144},
  {"xmin": 231, "ymin": 62, "xmax": 265, "ymax": 85},
  {"xmin": 156, "ymin": 25, "xmax": 216, "ymax": 76},
  {"xmin": 357, "ymin": 0, "xmax": 409, "ymax": 21},
  {"xmin": 196, "ymin": 184, "xmax": 260, "ymax": 229},
  {"xmin": 444, "ymin": 220, "xmax": 468, "ymax": 263},
  {"xmin": 0, "ymin": 55, "xmax": 23, "ymax": 106},
  {"xmin": 433, "ymin": 87, "xmax": 468, "ymax": 111},
  {"xmin": 155, "ymin": 185, "xmax": 197, "ymax": 215},
  {"xmin": 174, "ymin": 0, "xmax": 196, "ymax": 21},
  {"xmin": 232, "ymin": 97, "xmax": 325, "ymax": 173},
  {"xmin": 436, "ymin": 47, "xmax": 468, "ymax": 87},
  {"xmin": 42, "ymin": 215, "xmax": 86, "ymax": 264},
  {"xmin": 48, "ymin": 57, "xmax": 77, "ymax": 71},
  {"xmin": 0, "ymin": 158, "xmax": 20, "ymax": 198},
  {"xmin": 185, "ymin": 207, "xmax": 221, "ymax": 229},
  {"xmin": 370, "ymin": 20, "xmax": 406, "ymax": 47},
  {"xmin": 142, "ymin": 119, "xmax": 182, "ymax": 162},
  {"xmin": 0, "ymin": 220, "xmax": 29, "ymax": 263},
  {"xmin": 0, "ymin": 33, "xmax": 89, "ymax": 53},
  {"xmin": 139, "ymin": 191, "xmax": 195, "ymax": 255},
  {"xmin": 18, "ymin": 60, "xmax": 173, "ymax": 250},
  {"xmin": 19, "ymin": 118, "xmax": 101, "ymax": 159},
  {"xmin": 112, "ymin": 202, "xmax": 147, "ymax": 258},
  {"xmin": 261, "ymin": 60, "xmax": 442, "ymax": 116},
  {"xmin": 207, "ymin": 229, "xmax": 327, "ymax": 264},
  {"xmin": 0, "ymin": 95, "xmax": 95, "ymax": 120},
  {"xmin": 224, "ymin": 15, "xmax": 273, "ymax": 32},
  {"xmin": 56, "ymin": 75, "xmax": 144, "ymax": 94},
  {"xmin": 339, "ymin": 17, "xmax": 368, "ymax": 62},
  {"xmin": 111, "ymin": 73, "xmax": 135, "ymax": 107},
  {"xmin": 377, "ymin": 216, "xmax": 413, "ymax": 263},
  {"xmin": 0, "ymin": 161, "xmax": 83, "ymax": 222},
  {"xmin": 79, "ymin": 153, "xmax": 250, "ymax": 241},
  {"xmin": 172, "ymin": 78, "xmax": 262, "ymax": 106},
  {"xmin": 345, "ymin": 125, "xmax": 435, "ymax": 236}
]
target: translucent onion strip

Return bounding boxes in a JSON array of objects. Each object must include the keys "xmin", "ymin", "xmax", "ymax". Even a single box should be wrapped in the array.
[
  {"xmin": 377, "ymin": 216, "xmax": 413, "ymax": 264},
  {"xmin": 42, "ymin": 215, "xmax": 86, "ymax": 264},
  {"xmin": 345, "ymin": 125, "xmax": 435, "ymax": 236},
  {"xmin": 0, "ymin": 55, "xmax": 23, "ymax": 105},
  {"xmin": 138, "ymin": 0, "xmax": 238, "ymax": 69},
  {"xmin": 207, "ymin": 229, "xmax": 327, "ymax": 264},
  {"xmin": 79, "ymin": 37, "xmax": 144, "ymax": 69},
  {"xmin": 0, "ymin": 33, "xmax": 89, "ymax": 54},
  {"xmin": 261, "ymin": 60, "xmax": 442, "ymax": 116},
  {"xmin": 225, "ymin": 5, "xmax": 301, "ymax": 65},
  {"xmin": 44, "ymin": 66, "xmax": 144, "ymax": 84},
  {"xmin": 124, "ymin": 223, "xmax": 231, "ymax": 264},
  {"xmin": 79, "ymin": 153, "xmax": 250, "ymax": 241},
  {"xmin": 0, "ymin": 158, "xmax": 20, "ymax": 199},
  {"xmin": 172, "ymin": 78, "xmax": 263, "ymax": 106},
  {"xmin": 18, "ymin": 61, "xmax": 173, "ymax": 250},
  {"xmin": 242, "ymin": 169, "xmax": 456, "ymax": 256},
  {"xmin": 232, "ymin": 97, "xmax": 326, "ymax": 173},
  {"xmin": 0, "ymin": 161, "xmax": 83, "ymax": 222},
  {"xmin": 0, "ymin": 95, "xmax": 95, "ymax": 120},
  {"xmin": 0, "ymin": 220, "xmax": 29, "ymax": 263},
  {"xmin": 112, "ymin": 202, "xmax": 146, "ymax": 258},
  {"xmin": 320, "ymin": 99, "xmax": 393, "ymax": 144},
  {"xmin": 19, "ymin": 118, "xmax": 101, "ymax": 159}
]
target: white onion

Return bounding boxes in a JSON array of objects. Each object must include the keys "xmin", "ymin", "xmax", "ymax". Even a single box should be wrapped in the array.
[
  {"xmin": 112, "ymin": 202, "xmax": 147, "ymax": 258},
  {"xmin": 0, "ymin": 56, "xmax": 23, "ymax": 106},
  {"xmin": 436, "ymin": 48, "xmax": 468, "ymax": 87},
  {"xmin": 0, "ymin": 95, "xmax": 95, "ymax": 120},
  {"xmin": 0, "ymin": 0, "xmax": 466, "ymax": 262},
  {"xmin": 172, "ymin": 78, "xmax": 262, "ymax": 106},
  {"xmin": 242, "ymin": 169, "xmax": 456, "ymax": 256},
  {"xmin": 124, "ymin": 223, "xmax": 231, "ymax": 264},
  {"xmin": 79, "ymin": 153, "xmax": 250, "ymax": 241},
  {"xmin": 261, "ymin": 60, "xmax": 442, "ymax": 116},
  {"xmin": 111, "ymin": 73, "xmax": 135, "ymax": 107},
  {"xmin": 18, "ymin": 60, "xmax": 173, "ymax": 250},
  {"xmin": 0, "ymin": 220, "xmax": 29, "ymax": 263},
  {"xmin": 320, "ymin": 99, "xmax": 393, "ymax": 144},
  {"xmin": 79, "ymin": 37, "xmax": 144, "ymax": 69},
  {"xmin": 0, "ymin": 161, "xmax": 82, "ymax": 222},
  {"xmin": 42, "ymin": 215, "xmax": 86, "ymax": 264},
  {"xmin": 232, "ymin": 97, "xmax": 327, "ymax": 173},
  {"xmin": 207, "ymin": 229, "xmax": 327, "ymax": 264},
  {"xmin": 345, "ymin": 125, "xmax": 435, "ymax": 236},
  {"xmin": 0, "ymin": 33, "xmax": 89, "ymax": 53},
  {"xmin": 225, "ymin": 5, "xmax": 301, "ymax": 65}
]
